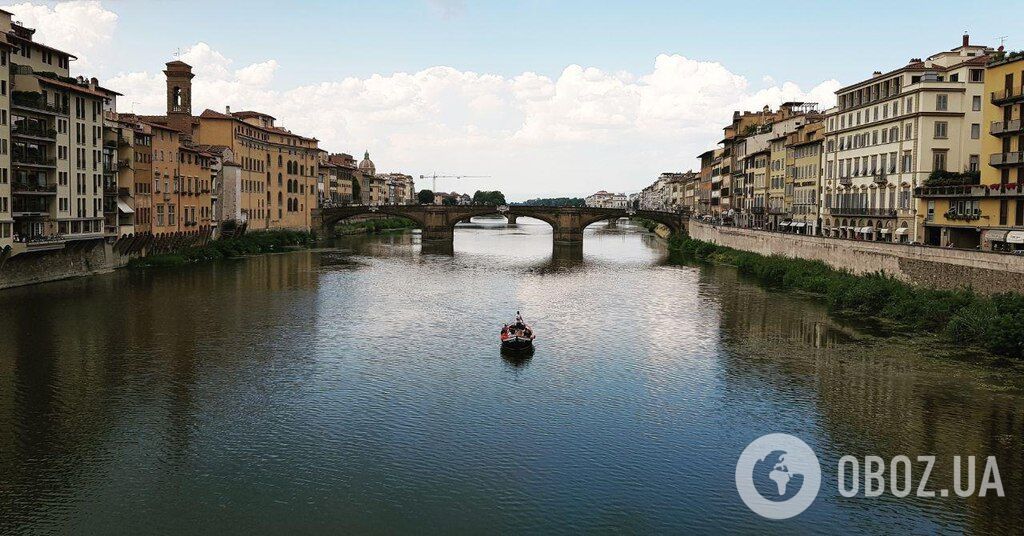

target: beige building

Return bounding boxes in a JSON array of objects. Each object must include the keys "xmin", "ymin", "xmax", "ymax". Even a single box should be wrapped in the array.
[
  {"xmin": 1, "ymin": 10, "xmax": 118, "ymax": 255},
  {"xmin": 823, "ymin": 35, "xmax": 991, "ymax": 242},
  {"xmin": 786, "ymin": 121, "xmax": 825, "ymax": 234}
]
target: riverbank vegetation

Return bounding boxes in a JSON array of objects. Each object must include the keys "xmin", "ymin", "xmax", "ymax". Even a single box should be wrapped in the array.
[
  {"xmin": 128, "ymin": 230, "xmax": 316, "ymax": 269},
  {"xmin": 668, "ymin": 234, "xmax": 1024, "ymax": 360},
  {"xmin": 331, "ymin": 217, "xmax": 416, "ymax": 236}
]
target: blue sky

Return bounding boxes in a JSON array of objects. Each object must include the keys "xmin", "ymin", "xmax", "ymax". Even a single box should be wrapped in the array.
[
  {"xmin": 98, "ymin": 0, "xmax": 1018, "ymax": 91},
  {"xmin": 8, "ymin": 0, "xmax": 1020, "ymax": 199}
]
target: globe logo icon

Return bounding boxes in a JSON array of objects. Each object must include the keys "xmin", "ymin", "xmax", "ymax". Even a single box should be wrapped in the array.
[
  {"xmin": 753, "ymin": 450, "xmax": 805, "ymax": 502},
  {"xmin": 735, "ymin": 434, "xmax": 821, "ymax": 520}
]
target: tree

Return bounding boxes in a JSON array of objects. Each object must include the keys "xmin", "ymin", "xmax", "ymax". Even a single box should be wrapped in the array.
[
  {"xmin": 417, "ymin": 189, "xmax": 435, "ymax": 204},
  {"xmin": 442, "ymin": 196, "xmax": 458, "ymax": 206},
  {"xmin": 472, "ymin": 190, "xmax": 506, "ymax": 205},
  {"xmin": 351, "ymin": 177, "xmax": 361, "ymax": 203}
]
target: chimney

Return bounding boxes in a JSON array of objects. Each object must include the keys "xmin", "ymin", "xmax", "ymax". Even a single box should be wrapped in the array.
[
  {"xmin": 872, "ymin": 71, "xmax": 882, "ymax": 78},
  {"xmin": 225, "ymin": 105, "xmax": 231, "ymax": 114},
  {"xmin": 963, "ymin": 33, "xmax": 970, "ymax": 47}
]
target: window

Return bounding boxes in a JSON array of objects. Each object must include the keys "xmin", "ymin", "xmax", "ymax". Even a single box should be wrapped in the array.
[
  {"xmin": 971, "ymin": 123, "xmax": 980, "ymax": 139},
  {"xmin": 932, "ymin": 150, "xmax": 948, "ymax": 171},
  {"xmin": 969, "ymin": 155, "xmax": 980, "ymax": 172},
  {"xmin": 936, "ymin": 94, "xmax": 948, "ymax": 111},
  {"xmin": 972, "ymin": 95, "xmax": 982, "ymax": 111},
  {"xmin": 970, "ymin": 69, "xmax": 984, "ymax": 83},
  {"xmin": 934, "ymin": 121, "xmax": 948, "ymax": 139}
]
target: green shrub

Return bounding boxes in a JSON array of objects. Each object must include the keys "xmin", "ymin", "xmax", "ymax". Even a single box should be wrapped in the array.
[{"xmin": 667, "ymin": 234, "xmax": 1024, "ymax": 360}]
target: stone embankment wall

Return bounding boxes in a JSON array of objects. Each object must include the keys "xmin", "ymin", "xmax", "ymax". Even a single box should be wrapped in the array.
[
  {"xmin": 688, "ymin": 221, "xmax": 1024, "ymax": 294},
  {"xmin": 0, "ymin": 231, "xmax": 211, "ymax": 289}
]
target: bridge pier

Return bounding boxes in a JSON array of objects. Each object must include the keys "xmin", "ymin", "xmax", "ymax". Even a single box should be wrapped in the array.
[
  {"xmin": 506, "ymin": 214, "xmax": 518, "ymax": 225},
  {"xmin": 606, "ymin": 218, "xmax": 618, "ymax": 228}
]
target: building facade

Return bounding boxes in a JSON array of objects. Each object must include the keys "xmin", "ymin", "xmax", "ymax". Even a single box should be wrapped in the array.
[
  {"xmin": 823, "ymin": 36, "xmax": 991, "ymax": 243},
  {"xmin": 2, "ymin": 10, "xmax": 117, "ymax": 254}
]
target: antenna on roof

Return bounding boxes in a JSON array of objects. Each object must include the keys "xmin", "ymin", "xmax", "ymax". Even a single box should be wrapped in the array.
[
  {"xmin": 997, "ymin": 36, "xmax": 1008, "ymax": 48},
  {"xmin": 173, "ymin": 47, "xmax": 181, "ymax": 59}
]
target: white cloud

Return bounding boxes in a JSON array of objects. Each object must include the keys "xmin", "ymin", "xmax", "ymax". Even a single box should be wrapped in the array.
[
  {"xmin": 7, "ymin": 0, "xmax": 838, "ymax": 199},
  {"xmin": 1, "ymin": 0, "xmax": 117, "ymax": 69},
  {"xmin": 426, "ymin": 0, "xmax": 465, "ymax": 19},
  {"xmin": 106, "ymin": 44, "xmax": 838, "ymax": 199}
]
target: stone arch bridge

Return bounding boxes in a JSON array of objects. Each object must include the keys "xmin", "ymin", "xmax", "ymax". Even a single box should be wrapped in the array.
[{"xmin": 314, "ymin": 205, "xmax": 688, "ymax": 244}]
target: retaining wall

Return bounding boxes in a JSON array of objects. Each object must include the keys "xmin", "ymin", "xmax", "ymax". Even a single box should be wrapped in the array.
[
  {"xmin": 688, "ymin": 221, "xmax": 1024, "ymax": 294},
  {"xmin": 0, "ymin": 231, "xmax": 211, "ymax": 289}
]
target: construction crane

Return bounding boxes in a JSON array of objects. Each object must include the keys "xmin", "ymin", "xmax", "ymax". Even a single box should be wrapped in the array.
[{"xmin": 419, "ymin": 173, "xmax": 492, "ymax": 193}]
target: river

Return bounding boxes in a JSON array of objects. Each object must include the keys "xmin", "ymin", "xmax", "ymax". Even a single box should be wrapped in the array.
[{"xmin": 0, "ymin": 217, "xmax": 1022, "ymax": 534}]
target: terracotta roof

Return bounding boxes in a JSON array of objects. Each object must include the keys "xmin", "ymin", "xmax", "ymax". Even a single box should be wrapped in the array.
[
  {"xmin": 232, "ymin": 110, "xmax": 276, "ymax": 121},
  {"xmin": 197, "ymin": 108, "xmax": 318, "ymax": 142},
  {"xmin": 6, "ymin": 31, "xmax": 77, "ymax": 60},
  {"xmin": 36, "ymin": 75, "xmax": 112, "ymax": 98}
]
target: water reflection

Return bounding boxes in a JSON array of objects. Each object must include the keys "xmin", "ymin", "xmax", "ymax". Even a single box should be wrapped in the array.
[{"xmin": 0, "ymin": 220, "xmax": 1023, "ymax": 534}]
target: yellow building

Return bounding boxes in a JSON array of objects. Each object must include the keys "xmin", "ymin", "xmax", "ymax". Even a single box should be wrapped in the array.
[
  {"xmin": 786, "ymin": 122, "xmax": 825, "ymax": 235},
  {"xmin": 914, "ymin": 51, "xmax": 1024, "ymax": 250},
  {"xmin": 142, "ymin": 61, "xmax": 320, "ymax": 232}
]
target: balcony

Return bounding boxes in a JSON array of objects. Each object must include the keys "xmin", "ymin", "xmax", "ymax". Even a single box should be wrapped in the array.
[
  {"xmin": 12, "ymin": 124, "xmax": 57, "ymax": 140},
  {"xmin": 991, "ymin": 86, "xmax": 1024, "ymax": 105},
  {"xmin": 12, "ymin": 182, "xmax": 57, "ymax": 195},
  {"xmin": 12, "ymin": 154, "xmax": 57, "ymax": 168},
  {"xmin": 829, "ymin": 207, "xmax": 897, "ymax": 217},
  {"xmin": 750, "ymin": 206, "xmax": 765, "ymax": 214},
  {"xmin": 838, "ymin": 177, "xmax": 853, "ymax": 187},
  {"xmin": 11, "ymin": 91, "xmax": 69, "ymax": 115},
  {"xmin": 12, "ymin": 198, "xmax": 52, "ymax": 216},
  {"xmin": 991, "ymin": 120, "xmax": 1024, "ymax": 136},
  {"xmin": 871, "ymin": 174, "xmax": 889, "ymax": 185},
  {"xmin": 916, "ymin": 185, "xmax": 988, "ymax": 198},
  {"xmin": 990, "ymin": 152, "xmax": 1024, "ymax": 167},
  {"xmin": 944, "ymin": 209, "xmax": 981, "ymax": 221}
]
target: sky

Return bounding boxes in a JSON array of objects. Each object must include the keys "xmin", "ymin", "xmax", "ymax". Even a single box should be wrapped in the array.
[{"xmin": 3, "ymin": 0, "xmax": 1020, "ymax": 200}]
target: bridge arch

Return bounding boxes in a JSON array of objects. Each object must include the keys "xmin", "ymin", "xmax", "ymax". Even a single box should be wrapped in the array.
[{"xmin": 319, "ymin": 206, "xmax": 429, "ymax": 231}]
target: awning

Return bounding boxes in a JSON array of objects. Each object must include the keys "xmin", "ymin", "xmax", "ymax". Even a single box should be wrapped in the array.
[
  {"xmin": 779, "ymin": 222, "xmax": 791, "ymax": 227},
  {"xmin": 116, "ymin": 200, "xmax": 135, "ymax": 214},
  {"xmin": 879, "ymin": 228, "xmax": 892, "ymax": 234},
  {"xmin": 1007, "ymin": 230, "xmax": 1024, "ymax": 244},
  {"xmin": 894, "ymin": 227, "xmax": 909, "ymax": 236},
  {"xmin": 858, "ymin": 226, "xmax": 874, "ymax": 234},
  {"xmin": 983, "ymin": 229, "xmax": 1009, "ymax": 243},
  {"xmin": 792, "ymin": 222, "xmax": 806, "ymax": 228}
]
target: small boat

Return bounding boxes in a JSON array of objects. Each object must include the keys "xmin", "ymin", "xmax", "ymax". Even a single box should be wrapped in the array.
[{"xmin": 500, "ymin": 311, "xmax": 536, "ymax": 352}]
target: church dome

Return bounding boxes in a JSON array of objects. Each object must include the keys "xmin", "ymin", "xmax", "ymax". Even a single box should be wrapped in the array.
[{"xmin": 358, "ymin": 150, "xmax": 375, "ymax": 176}]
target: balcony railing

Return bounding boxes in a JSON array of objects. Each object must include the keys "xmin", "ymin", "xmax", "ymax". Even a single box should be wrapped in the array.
[
  {"xmin": 11, "ymin": 92, "xmax": 69, "ymax": 114},
  {"xmin": 915, "ymin": 185, "xmax": 988, "ymax": 198},
  {"xmin": 990, "ymin": 152, "xmax": 1024, "ymax": 167},
  {"xmin": 991, "ymin": 120, "xmax": 1024, "ymax": 136},
  {"xmin": 12, "ymin": 154, "xmax": 56, "ymax": 167},
  {"xmin": 12, "ymin": 124, "xmax": 57, "ymax": 139},
  {"xmin": 12, "ymin": 182, "xmax": 57, "ymax": 194},
  {"xmin": 991, "ymin": 86, "xmax": 1024, "ymax": 104},
  {"xmin": 838, "ymin": 177, "xmax": 853, "ymax": 187},
  {"xmin": 829, "ymin": 207, "xmax": 897, "ymax": 217},
  {"xmin": 944, "ymin": 209, "xmax": 981, "ymax": 221}
]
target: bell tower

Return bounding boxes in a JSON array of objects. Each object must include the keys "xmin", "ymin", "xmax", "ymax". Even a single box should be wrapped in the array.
[{"xmin": 164, "ymin": 60, "xmax": 194, "ymax": 116}]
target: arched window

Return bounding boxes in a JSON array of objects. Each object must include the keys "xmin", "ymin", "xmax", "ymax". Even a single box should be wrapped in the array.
[
  {"xmin": 278, "ymin": 192, "xmax": 283, "ymax": 206},
  {"xmin": 278, "ymin": 173, "xmax": 283, "ymax": 186}
]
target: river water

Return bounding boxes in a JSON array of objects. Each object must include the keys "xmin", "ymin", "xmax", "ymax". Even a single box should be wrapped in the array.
[{"xmin": 1, "ymin": 217, "xmax": 1022, "ymax": 534}]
